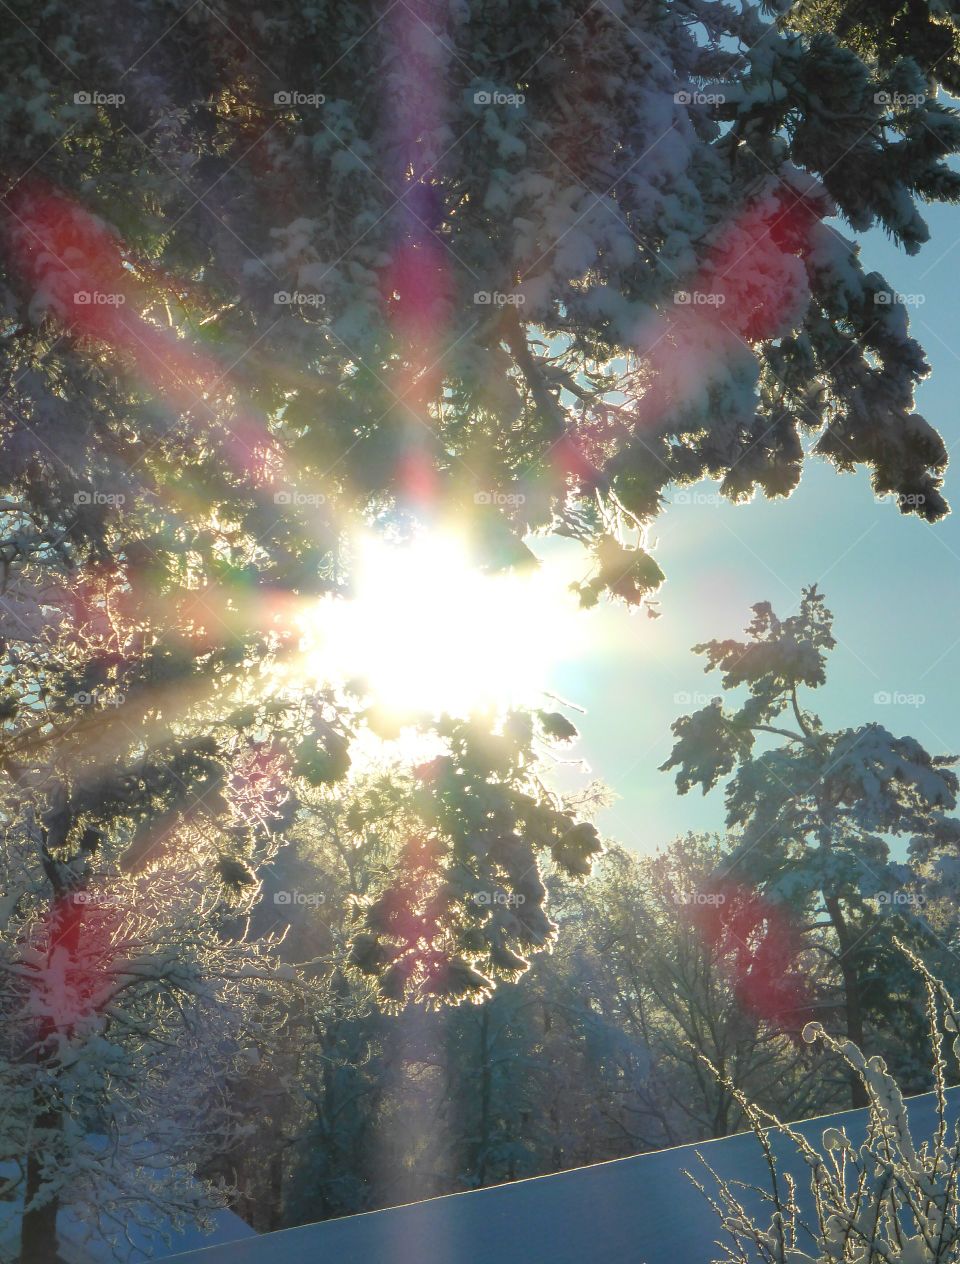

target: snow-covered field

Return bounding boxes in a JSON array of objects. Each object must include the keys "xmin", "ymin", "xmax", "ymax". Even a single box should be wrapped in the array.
[{"xmin": 164, "ymin": 1087, "xmax": 960, "ymax": 1263}]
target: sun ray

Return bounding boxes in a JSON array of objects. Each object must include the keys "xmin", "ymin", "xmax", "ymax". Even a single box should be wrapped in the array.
[{"xmin": 294, "ymin": 528, "xmax": 584, "ymax": 719}]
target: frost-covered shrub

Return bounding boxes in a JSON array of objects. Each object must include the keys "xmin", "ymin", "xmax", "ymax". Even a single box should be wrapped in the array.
[{"xmin": 691, "ymin": 946, "xmax": 960, "ymax": 1263}]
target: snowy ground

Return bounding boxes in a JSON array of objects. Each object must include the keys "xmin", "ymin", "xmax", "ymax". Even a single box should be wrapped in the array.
[{"xmin": 163, "ymin": 1087, "xmax": 960, "ymax": 1263}]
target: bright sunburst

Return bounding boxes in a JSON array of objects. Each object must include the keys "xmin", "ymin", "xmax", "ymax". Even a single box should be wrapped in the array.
[{"xmin": 296, "ymin": 529, "xmax": 584, "ymax": 718}]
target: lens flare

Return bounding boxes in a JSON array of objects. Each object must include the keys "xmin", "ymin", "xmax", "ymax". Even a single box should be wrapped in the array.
[{"xmin": 296, "ymin": 530, "xmax": 583, "ymax": 718}]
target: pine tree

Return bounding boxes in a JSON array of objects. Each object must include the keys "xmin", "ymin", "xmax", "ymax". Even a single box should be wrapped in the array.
[
  {"xmin": 2, "ymin": 0, "xmax": 959, "ymax": 618},
  {"xmin": 1, "ymin": 0, "xmax": 957, "ymax": 1014},
  {"xmin": 663, "ymin": 587, "xmax": 960, "ymax": 1106},
  {"xmin": 4, "ymin": 1, "xmax": 960, "ymax": 1251},
  {"xmin": 789, "ymin": 0, "xmax": 960, "ymax": 94}
]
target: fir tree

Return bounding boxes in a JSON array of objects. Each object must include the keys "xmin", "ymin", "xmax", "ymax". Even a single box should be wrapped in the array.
[
  {"xmin": 663, "ymin": 587, "xmax": 960, "ymax": 1106},
  {"xmin": 3, "ymin": 2, "xmax": 960, "ymax": 1253}
]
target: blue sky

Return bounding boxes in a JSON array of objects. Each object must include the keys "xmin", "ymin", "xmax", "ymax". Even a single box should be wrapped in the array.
[{"xmin": 545, "ymin": 202, "xmax": 960, "ymax": 853}]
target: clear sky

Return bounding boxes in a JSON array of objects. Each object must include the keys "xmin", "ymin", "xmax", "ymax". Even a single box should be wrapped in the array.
[{"xmin": 545, "ymin": 200, "xmax": 960, "ymax": 854}]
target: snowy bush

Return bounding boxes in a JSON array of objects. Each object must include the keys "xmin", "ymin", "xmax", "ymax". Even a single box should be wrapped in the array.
[{"xmin": 690, "ymin": 945, "xmax": 960, "ymax": 1263}]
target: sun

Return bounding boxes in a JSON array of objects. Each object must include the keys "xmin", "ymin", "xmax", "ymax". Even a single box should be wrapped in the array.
[{"xmin": 295, "ymin": 528, "xmax": 584, "ymax": 718}]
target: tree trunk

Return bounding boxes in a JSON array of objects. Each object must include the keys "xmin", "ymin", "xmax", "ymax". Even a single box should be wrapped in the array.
[
  {"xmin": 824, "ymin": 894, "xmax": 868, "ymax": 1108},
  {"xmin": 19, "ymin": 885, "xmax": 83, "ymax": 1264},
  {"xmin": 20, "ymin": 1091, "xmax": 62, "ymax": 1264},
  {"xmin": 476, "ymin": 1007, "xmax": 491, "ymax": 1187},
  {"xmin": 712, "ymin": 1082, "xmax": 731, "ymax": 1138}
]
